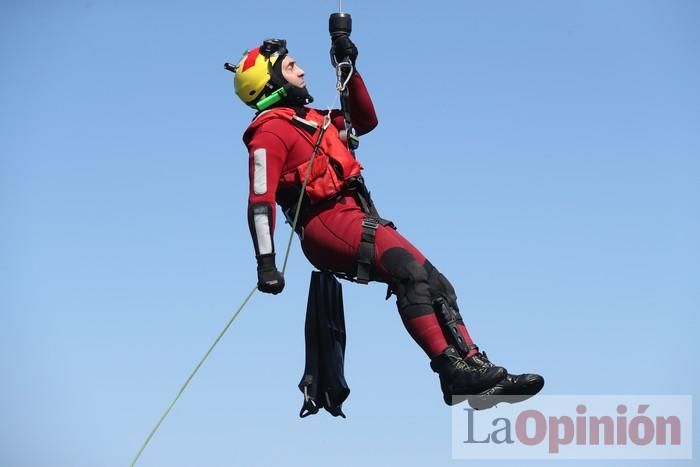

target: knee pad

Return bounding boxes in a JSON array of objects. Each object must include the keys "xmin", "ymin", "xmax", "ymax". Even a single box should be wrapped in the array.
[
  {"xmin": 379, "ymin": 247, "xmax": 433, "ymax": 317},
  {"xmin": 424, "ymin": 260, "xmax": 459, "ymax": 312}
]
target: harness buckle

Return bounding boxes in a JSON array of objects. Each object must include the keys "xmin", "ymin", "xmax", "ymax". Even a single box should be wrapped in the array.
[{"xmin": 361, "ymin": 217, "xmax": 378, "ymax": 231}]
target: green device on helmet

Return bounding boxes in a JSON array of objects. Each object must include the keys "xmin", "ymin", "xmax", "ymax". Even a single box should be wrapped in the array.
[{"xmin": 256, "ymin": 87, "xmax": 288, "ymax": 111}]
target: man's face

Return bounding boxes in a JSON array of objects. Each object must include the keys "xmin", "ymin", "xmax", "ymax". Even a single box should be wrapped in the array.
[{"xmin": 280, "ymin": 55, "xmax": 306, "ymax": 88}]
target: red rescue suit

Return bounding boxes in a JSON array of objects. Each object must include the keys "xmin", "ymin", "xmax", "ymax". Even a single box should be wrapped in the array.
[
  {"xmin": 245, "ymin": 106, "xmax": 363, "ymax": 205},
  {"xmin": 243, "ymin": 72, "xmax": 478, "ymax": 359}
]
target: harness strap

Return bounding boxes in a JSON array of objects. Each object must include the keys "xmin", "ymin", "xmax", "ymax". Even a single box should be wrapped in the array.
[
  {"xmin": 349, "ymin": 177, "xmax": 395, "ymax": 284},
  {"xmin": 356, "ymin": 216, "xmax": 379, "ymax": 284}
]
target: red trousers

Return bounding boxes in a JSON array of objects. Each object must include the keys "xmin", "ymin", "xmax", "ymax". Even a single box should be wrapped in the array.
[{"xmin": 299, "ymin": 194, "xmax": 476, "ymax": 359}]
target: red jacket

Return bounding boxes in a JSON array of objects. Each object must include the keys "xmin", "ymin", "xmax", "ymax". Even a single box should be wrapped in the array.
[
  {"xmin": 243, "ymin": 72, "xmax": 378, "ymax": 256},
  {"xmin": 245, "ymin": 106, "xmax": 363, "ymax": 205}
]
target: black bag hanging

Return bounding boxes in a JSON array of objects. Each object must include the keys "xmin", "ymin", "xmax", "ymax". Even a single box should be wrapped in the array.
[{"xmin": 298, "ymin": 271, "xmax": 350, "ymax": 418}]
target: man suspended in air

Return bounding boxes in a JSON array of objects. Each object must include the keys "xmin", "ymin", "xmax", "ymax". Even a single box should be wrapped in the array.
[{"xmin": 226, "ymin": 26, "xmax": 544, "ymax": 410}]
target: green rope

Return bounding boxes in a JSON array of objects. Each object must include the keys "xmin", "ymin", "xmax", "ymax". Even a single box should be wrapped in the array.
[
  {"xmin": 130, "ymin": 111, "xmax": 331, "ymax": 466},
  {"xmin": 130, "ymin": 286, "xmax": 257, "ymax": 466},
  {"xmin": 281, "ymin": 111, "xmax": 331, "ymax": 274}
]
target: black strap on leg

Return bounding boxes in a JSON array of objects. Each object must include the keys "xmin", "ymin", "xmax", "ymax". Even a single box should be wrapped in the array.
[
  {"xmin": 356, "ymin": 216, "xmax": 378, "ymax": 284},
  {"xmin": 433, "ymin": 297, "xmax": 473, "ymax": 358},
  {"xmin": 299, "ymin": 271, "xmax": 350, "ymax": 418}
]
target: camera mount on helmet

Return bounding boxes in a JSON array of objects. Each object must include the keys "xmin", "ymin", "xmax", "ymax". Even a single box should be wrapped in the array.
[{"xmin": 260, "ymin": 39, "xmax": 288, "ymax": 58}]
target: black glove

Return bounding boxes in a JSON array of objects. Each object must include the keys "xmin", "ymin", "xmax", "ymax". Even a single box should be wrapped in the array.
[
  {"xmin": 331, "ymin": 35, "xmax": 358, "ymax": 66},
  {"xmin": 256, "ymin": 253, "xmax": 285, "ymax": 295}
]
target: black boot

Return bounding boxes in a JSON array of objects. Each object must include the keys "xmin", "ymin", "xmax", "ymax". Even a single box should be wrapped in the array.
[
  {"xmin": 467, "ymin": 373, "xmax": 545, "ymax": 410},
  {"xmin": 430, "ymin": 346, "xmax": 507, "ymax": 406}
]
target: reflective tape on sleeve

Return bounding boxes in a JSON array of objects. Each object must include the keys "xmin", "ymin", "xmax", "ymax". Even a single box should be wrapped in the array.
[
  {"xmin": 253, "ymin": 213, "xmax": 273, "ymax": 255},
  {"xmin": 253, "ymin": 148, "xmax": 267, "ymax": 195}
]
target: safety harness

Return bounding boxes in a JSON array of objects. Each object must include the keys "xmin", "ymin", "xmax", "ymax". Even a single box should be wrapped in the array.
[
  {"xmin": 247, "ymin": 105, "xmax": 394, "ymax": 285},
  {"xmin": 267, "ymin": 42, "xmax": 394, "ymax": 417},
  {"xmin": 290, "ymin": 63, "xmax": 394, "ymax": 417},
  {"xmin": 342, "ymin": 175, "xmax": 394, "ymax": 284}
]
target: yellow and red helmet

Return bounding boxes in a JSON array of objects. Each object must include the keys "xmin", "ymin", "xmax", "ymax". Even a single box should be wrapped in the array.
[
  {"xmin": 233, "ymin": 39, "xmax": 286, "ymax": 107},
  {"xmin": 226, "ymin": 39, "xmax": 312, "ymax": 111}
]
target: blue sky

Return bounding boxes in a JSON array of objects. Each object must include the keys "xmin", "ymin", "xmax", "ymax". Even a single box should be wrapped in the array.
[{"xmin": 1, "ymin": 1, "xmax": 698, "ymax": 466}]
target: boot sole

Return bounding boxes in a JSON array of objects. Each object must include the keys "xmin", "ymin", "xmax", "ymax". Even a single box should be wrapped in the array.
[
  {"xmin": 443, "ymin": 376, "xmax": 545, "ymax": 408},
  {"xmin": 467, "ymin": 377, "xmax": 545, "ymax": 410}
]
